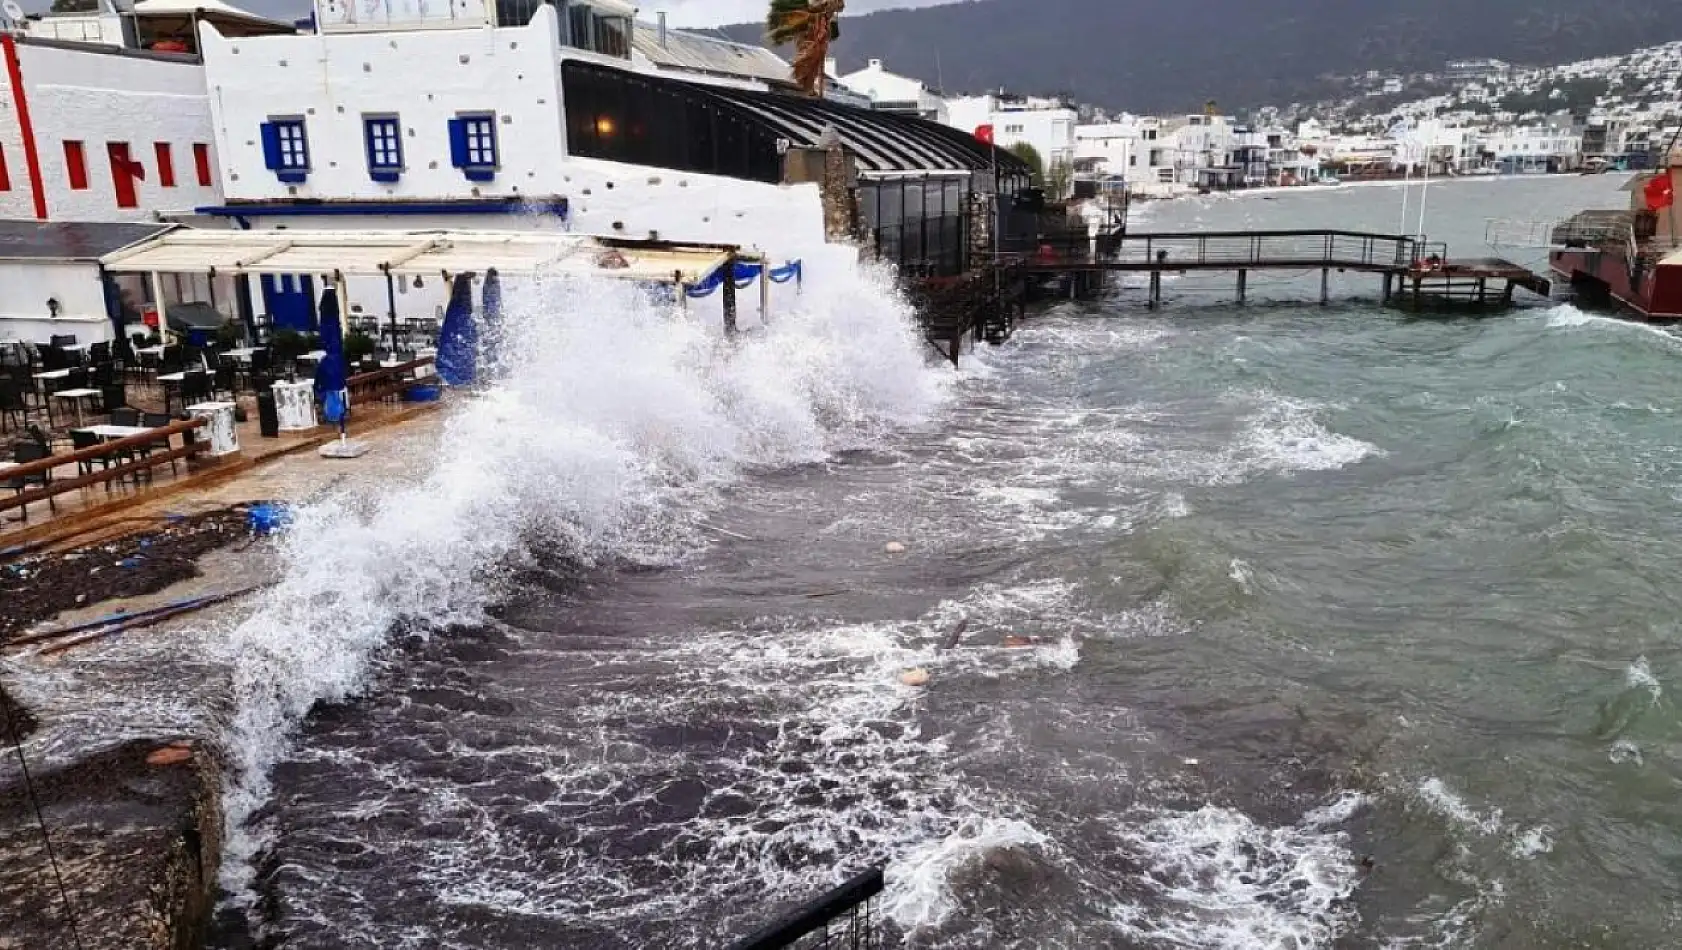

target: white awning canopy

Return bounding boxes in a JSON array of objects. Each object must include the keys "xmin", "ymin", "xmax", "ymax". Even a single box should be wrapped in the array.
[
  {"xmin": 100, "ymin": 228, "xmax": 748, "ymax": 286},
  {"xmin": 133, "ymin": 0, "xmax": 296, "ymax": 32}
]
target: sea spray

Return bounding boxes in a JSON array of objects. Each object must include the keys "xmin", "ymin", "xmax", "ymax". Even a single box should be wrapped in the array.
[{"xmin": 213, "ymin": 264, "xmax": 948, "ymax": 905}]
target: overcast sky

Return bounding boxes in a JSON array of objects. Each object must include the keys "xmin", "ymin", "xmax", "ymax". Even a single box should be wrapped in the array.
[{"xmin": 643, "ymin": 0, "xmax": 960, "ymax": 28}]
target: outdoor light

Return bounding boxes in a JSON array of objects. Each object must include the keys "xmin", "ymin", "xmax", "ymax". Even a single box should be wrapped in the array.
[
  {"xmin": 46, "ymin": 297, "xmax": 59, "ymax": 317},
  {"xmin": 595, "ymin": 116, "xmax": 616, "ymax": 137}
]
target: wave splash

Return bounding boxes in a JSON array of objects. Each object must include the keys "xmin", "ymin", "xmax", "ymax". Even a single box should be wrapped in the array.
[{"xmin": 211, "ymin": 264, "xmax": 947, "ymax": 900}]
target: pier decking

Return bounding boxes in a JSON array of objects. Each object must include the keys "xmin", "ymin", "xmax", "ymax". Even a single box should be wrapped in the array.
[{"xmin": 1005, "ymin": 228, "xmax": 1551, "ymax": 310}]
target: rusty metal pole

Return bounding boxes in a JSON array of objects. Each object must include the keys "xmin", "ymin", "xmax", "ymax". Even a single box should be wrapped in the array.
[{"xmin": 721, "ymin": 254, "xmax": 738, "ymax": 334}]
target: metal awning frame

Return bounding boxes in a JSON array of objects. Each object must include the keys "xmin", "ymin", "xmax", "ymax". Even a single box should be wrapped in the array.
[{"xmin": 100, "ymin": 228, "xmax": 761, "ymax": 287}]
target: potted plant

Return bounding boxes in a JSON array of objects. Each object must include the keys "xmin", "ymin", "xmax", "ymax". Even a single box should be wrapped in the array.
[
  {"xmin": 269, "ymin": 328, "xmax": 308, "ymax": 363},
  {"xmin": 344, "ymin": 330, "xmax": 377, "ymax": 366},
  {"xmin": 215, "ymin": 319, "xmax": 243, "ymax": 351}
]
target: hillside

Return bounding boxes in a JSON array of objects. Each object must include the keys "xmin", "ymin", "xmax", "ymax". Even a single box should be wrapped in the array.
[{"xmin": 719, "ymin": 0, "xmax": 1682, "ymax": 113}]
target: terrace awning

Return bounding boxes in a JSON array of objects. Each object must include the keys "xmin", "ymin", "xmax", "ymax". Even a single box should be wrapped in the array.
[{"xmin": 99, "ymin": 228, "xmax": 746, "ymax": 286}]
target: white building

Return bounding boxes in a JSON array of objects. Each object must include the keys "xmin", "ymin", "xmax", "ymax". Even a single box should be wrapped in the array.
[
  {"xmin": 944, "ymin": 92, "xmax": 1076, "ymax": 190},
  {"xmin": 835, "ymin": 57, "xmax": 946, "ymax": 122},
  {"xmin": 0, "ymin": 34, "xmax": 225, "ymax": 224},
  {"xmin": 1482, "ymin": 122, "xmax": 1583, "ymax": 173},
  {"xmin": 1074, "ymin": 119, "xmax": 1137, "ymax": 177}
]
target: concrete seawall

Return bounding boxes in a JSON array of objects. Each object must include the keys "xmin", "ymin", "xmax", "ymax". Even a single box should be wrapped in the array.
[{"xmin": 0, "ymin": 738, "xmax": 222, "ymax": 949}]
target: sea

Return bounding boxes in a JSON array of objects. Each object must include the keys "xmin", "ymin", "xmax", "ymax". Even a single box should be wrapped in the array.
[{"xmin": 207, "ymin": 172, "xmax": 1682, "ymax": 948}]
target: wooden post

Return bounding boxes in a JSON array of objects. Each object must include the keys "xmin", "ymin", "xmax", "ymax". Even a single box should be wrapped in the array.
[
  {"xmin": 1412, "ymin": 275, "xmax": 1423, "ymax": 310},
  {"xmin": 758, "ymin": 257, "xmax": 770, "ymax": 325},
  {"xmin": 721, "ymin": 254, "xmax": 738, "ymax": 334},
  {"xmin": 1149, "ymin": 270, "xmax": 1161, "ymax": 309},
  {"xmin": 1476, "ymin": 277, "xmax": 1487, "ymax": 307},
  {"xmin": 1236, "ymin": 268, "xmax": 1247, "ymax": 304},
  {"xmin": 1381, "ymin": 272, "xmax": 1391, "ymax": 303},
  {"xmin": 1320, "ymin": 268, "xmax": 1330, "ymax": 305},
  {"xmin": 149, "ymin": 269, "xmax": 168, "ymax": 341}
]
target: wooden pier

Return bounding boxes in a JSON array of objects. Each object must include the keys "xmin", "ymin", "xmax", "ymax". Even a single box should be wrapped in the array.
[{"xmin": 1006, "ymin": 228, "xmax": 1551, "ymax": 311}]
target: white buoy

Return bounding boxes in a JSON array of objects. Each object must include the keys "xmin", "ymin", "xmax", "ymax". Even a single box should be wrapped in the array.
[
  {"xmin": 900, "ymin": 668, "xmax": 929, "ymax": 687},
  {"xmin": 884, "ymin": 541, "xmax": 907, "ymax": 554}
]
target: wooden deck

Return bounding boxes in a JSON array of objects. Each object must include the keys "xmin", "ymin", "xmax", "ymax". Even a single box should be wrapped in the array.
[{"xmin": 2, "ymin": 381, "xmax": 440, "ymax": 551}]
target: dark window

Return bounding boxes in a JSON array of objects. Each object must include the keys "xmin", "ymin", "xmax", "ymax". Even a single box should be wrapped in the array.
[
  {"xmin": 495, "ymin": 0, "xmax": 541, "ymax": 25},
  {"xmin": 64, "ymin": 140, "xmax": 88, "ymax": 190},
  {"xmin": 364, "ymin": 115, "xmax": 403, "ymax": 181},
  {"xmin": 0, "ymin": 144, "xmax": 10, "ymax": 192},
  {"xmin": 567, "ymin": 4, "xmax": 590, "ymax": 46},
  {"xmin": 594, "ymin": 13, "xmax": 628, "ymax": 56},
  {"xmin": 154, "ymin": 142, "xmax": 175, "ymax": 187},
  {"xmin": 193, "ymin": 143, "xmax": 212, "ymax": 186},
  {"xmin": 561, "ymin": 60, "xmax": 782, "ymax": 184},
  {"xmin": 260, "ymin": 118, "xmax": 310, "ymax": 182}
]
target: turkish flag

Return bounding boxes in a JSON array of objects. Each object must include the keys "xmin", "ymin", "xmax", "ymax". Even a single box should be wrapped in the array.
[
  {"xmin": 974, "ymin": 124, "xmax": 994, "ymax": 145},
  {"xmin": 1645, "ymin": 173, "xmax": 1673, "ymax": 211}
]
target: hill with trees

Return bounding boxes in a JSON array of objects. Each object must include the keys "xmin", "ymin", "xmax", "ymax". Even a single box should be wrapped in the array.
[{"xmin": 718, "ymin": 0, "xmax": 1682, "ymax": 113}]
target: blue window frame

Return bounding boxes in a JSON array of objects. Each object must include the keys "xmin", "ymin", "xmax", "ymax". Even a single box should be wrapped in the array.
[
  {"xmin": 363, "ymin": 115, "xmax": 403, "ymax": 182},
  {"xmin": 259, "ymin": 118, "xmax": 310, "ymax": 183},
  {"xmin": 447, "ymin": 113, "xmax": 499, "ymax": 182}
]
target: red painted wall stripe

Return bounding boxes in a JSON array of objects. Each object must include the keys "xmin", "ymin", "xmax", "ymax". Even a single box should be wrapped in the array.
[{"xmin": 1, "ymin": 35, "xmax": 46, "ymax": 220}]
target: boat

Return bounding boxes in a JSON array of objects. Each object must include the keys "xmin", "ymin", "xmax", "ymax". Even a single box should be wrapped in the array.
[{"xmin": 1548, "ymin": 157, "xmax": 1682, "ymax": 320}]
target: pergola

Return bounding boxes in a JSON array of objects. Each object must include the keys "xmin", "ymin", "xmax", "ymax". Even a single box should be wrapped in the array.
[{"xmin": 100, "ymin": 227, "xmax": 764, "ymax": 339}]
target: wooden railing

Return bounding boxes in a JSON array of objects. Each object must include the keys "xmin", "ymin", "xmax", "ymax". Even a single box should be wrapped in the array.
[
  {"xmin": 347, "ymin": 356, "xmax": 435, "ymax": 405},
  {"xmin": 1, "ymin": 418, "xmax": 208, "ymax": 515}
]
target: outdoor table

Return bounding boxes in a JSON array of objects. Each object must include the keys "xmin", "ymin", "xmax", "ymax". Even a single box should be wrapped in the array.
[
  {"xmin": 32, "ymin": 368, "xmax": 72, "ymax": 381},
  {"xmin": 297, "ymin": 349, "xmax": 327, "ymax": 363},
  {"xmin": 52, "ymin": 387, "xmax": 103, "ymax": 426},
  {"xmin": 78, "ymin": 424, "xmax": 153, "ymax": 440},
  {"xmin": 222, "ymin": 347, "xmax": 259, "ymax": 362},
  {"xmin": 158, "ymin": 371, "xmax": 187, "ymax": 413},
  {"xmin": 185, "ymin": 401, "xmax": 239, "ymax": 457},
  {"xmin": 58, "ymin": 342, "xmax": 89, "ymax": 354},
  {"xmin": 135, "ymin": 345, "xmax": 165, "ymax": 358},
  {"xmin": 272, "ymin": 379, "xmax": 317, "ymax": 431}
]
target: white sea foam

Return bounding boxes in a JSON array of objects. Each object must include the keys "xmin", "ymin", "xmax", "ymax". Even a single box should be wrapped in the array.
[
  {"xmin": 212, "ymin": 263, "xmax": 950, "ymax": 900},
  {"xmin": 1238, "ymin": 394, "xmax": 1381, "ymax": 474},
  {"xmin": 883, "ymin": 816, "xmax": 1051, "ymax": 934},
  {"xmin": 1543, "ymin": 304, "xmax": 1682, "ymax": 347},
  {"xmin": 1415, "ymin": 778, "xmax": 1505, "ymax": 836},
  {"xmin": 1107, "ymin": 800, "xmax": 1363, "ymax": 949},
  {"xmin": 1626, "ymin": 655, "xmax": 1662, "ymax": 701}
]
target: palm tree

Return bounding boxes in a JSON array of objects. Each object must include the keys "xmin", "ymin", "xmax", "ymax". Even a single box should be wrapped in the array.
[{"xmin": 767, "ymin": 0, "xmax": 845, "ymax": 98}]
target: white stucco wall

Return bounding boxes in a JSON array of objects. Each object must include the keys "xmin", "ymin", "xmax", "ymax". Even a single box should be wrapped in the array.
[
  {"xmin": 0, "ymin": 39, "xmax": 220, "ymax": 222},
  {"xmin": 0, "ymin": 259, "xmax": 113, "ymax": 345},
  {"xmin": 200, "ymin": 9, "xmax": 569, "ymax": 204}
]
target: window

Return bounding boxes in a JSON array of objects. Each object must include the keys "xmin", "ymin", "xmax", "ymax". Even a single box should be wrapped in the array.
[
  {"xmin": 1157, "ymin": 167, "xmax": 1174, "ymax": 183},
  {"xmin": 448, "ymin": 113, "xmax": 498, "ymax": 181},
  {"xmin": 363, "ymin": 116, "xmax": 403, "ymax": 182},
  {"xmin": 1005, "ymin": 123, "xmax": 1024, "ymax": 135},
  {"xmin": 193, "ymin": 143, "xmax": 212, "ymax": 186},
  {"xmin": 64, "ymin": 140, "xmax": 88, "ymax": 190},
  {"xmin": 154, "ymin": 142, "xmax": 175, "ymax": 187},
  {"xmin": 1129, "ymin": 154, "xmax": 1137, "ymax": 166},
  {"xmin": 0, "ymin": 145, "xmax": 10, "ymax": 192},
  {"xmin": 107, "ymin": 142, "xmax": 141, "ymax": 208},
  {"xmin": 1143, "ymin": 128, "xmax": 1157, "ymax": 141},
  {"xmin": 259, "ymin": 118, "xmax": 310, "ymax": 183}
]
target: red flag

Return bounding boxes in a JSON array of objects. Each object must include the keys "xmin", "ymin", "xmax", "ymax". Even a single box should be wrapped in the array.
[
  {"xmin": 1645, "ymin": 173, "xmax": 1673, "ymax": 211},
  {"xmin": 974, "ymin": 124, "xmax": 994, "ymax": 146}
]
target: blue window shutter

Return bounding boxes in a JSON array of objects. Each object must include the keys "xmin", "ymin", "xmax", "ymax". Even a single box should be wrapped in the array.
[
  {"xmin": 260, "ymin": 122, "xmax": 282, "ymax": 171},
  {"xmin": 447, "ymin": 118, "xmax": 468, "ymax": 168}
]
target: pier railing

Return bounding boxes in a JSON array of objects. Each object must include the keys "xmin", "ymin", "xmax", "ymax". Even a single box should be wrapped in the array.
[
  {"xmin": 1007, "ymin": 228, "xmax": 1422, "ymax": 272},
  {"xmin": 0, "ymin": 418, "xmax": 209, "ymax": 517},
  {"xmin": 346, "ymin": 356, "xmax": 435, "ymax": 405},
  {"xmin": 726, "ymin": 867, "xmax": 887, "ymax": 950}
]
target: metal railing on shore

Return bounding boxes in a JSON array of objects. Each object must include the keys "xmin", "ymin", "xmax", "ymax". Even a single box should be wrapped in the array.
[
  {"xmin": 726, "ymin": 867, "xmax": 887, "ymax": 950},
  {"xmin": 1, "ymin": 418, "xmax": 209, "ymax": 517}
]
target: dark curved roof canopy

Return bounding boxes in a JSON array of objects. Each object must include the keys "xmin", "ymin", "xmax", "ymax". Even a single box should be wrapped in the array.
[{"xmin": 562, "ymin": 59, "xmax": 1031, "ymax": 183}]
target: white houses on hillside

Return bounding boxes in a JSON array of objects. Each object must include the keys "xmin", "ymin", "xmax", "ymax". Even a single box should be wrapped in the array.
[
  {"xmin": 944, "ymin": 92, "xmax": 1077, "ymax": 190},
  {"xmin": 834, "ymin": 58, "xmax": 947, "ymax": 122}
]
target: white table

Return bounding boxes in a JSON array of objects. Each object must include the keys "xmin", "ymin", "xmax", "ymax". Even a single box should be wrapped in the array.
[
  {"xmin": 185, "ymin": 401, "xmax": 239, "ymax": 457},
  {"xmin": 78, "ymin": 424, "xmax": 153, "ymax": 440},
  {"xmin": 221, "ymin": 347, "xmax": 259, "ymax": 362},
  {"xmin": 52, "ymin": 387, "xmax": 102, "ymax": 425},
  {"xmin": 135, "ymin": 345, "xmax": 166, "ymax": 359},
  {"xmin": 57, "ymin": 342, "xmax": 89, "ymax": 353},
  {"xmin": 272, "ymin": 380, "xmax": 317, "ymax": 431},
  {"xmin": 32, "ymin": 368, "xmax": 73, "ymax": 381},
  {"xmin": 156, "ymin": 371, "xmax": 187, "ymax": 383},
  {"xmin": 296, "ymin": 349, "xmax": 328, "ymax": 363}
]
